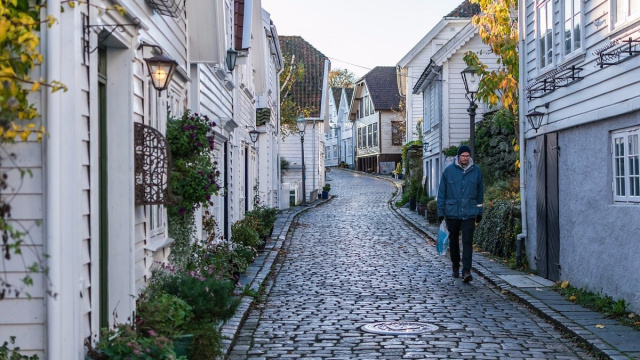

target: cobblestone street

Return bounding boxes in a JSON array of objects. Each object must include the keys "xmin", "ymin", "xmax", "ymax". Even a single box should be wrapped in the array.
[{"xmin": 228, "ymin": 169, "xmax": 595, "ymax": 359}]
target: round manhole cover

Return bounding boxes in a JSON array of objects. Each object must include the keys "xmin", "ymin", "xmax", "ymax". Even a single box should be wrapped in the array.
[{"xmin": 360, "ymin": 321, "xmax": 439, "ymax": 335}]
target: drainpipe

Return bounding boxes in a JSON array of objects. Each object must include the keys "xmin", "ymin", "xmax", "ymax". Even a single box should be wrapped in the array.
[
  {"xmin": 45, "ymin": 0, "xmax": 62, "ymax": 358},
  {"xmin": 516, "ymin": 0, "xmax": 527, "ymax": 267}
]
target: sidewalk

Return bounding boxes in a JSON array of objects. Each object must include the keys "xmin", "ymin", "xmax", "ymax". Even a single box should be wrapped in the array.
[{"xmin": 384, "ymin": 175, "xmax": 640, "ymax": 360}]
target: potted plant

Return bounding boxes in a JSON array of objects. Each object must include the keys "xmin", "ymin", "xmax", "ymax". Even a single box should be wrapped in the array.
[
  {"xmin": 427, "ymin": 199, "xmax": 438, "ymax": 224},
  {"xmin": 321, "ymin": 183, "xmax": 331, "ymax": 199},
  {"xmin": 406, "ymin": 181, "xmax": 419, "ymax": 211},
  {"xmin": 416, "ymin": 188, "xmax": 432, "ymax": 216}
]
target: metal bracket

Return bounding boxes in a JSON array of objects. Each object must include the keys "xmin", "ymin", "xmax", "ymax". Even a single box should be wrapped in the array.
[{"xmin": 83, "ymin": 15, "xmax": 141, "ymax": 61}]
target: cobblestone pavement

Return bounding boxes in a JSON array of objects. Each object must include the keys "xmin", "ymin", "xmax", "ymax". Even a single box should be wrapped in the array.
[{"xmin": 228, "ymin": 169, "xmax": 595, "ymax": 360}]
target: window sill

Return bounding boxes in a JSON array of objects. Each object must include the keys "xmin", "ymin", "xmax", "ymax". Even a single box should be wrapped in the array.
[
  {"xmin": 558, "ymin": 52, "xmax": 586, "ymax": 68},
  {"xmin": 145, "ymin": 236, "xmax": 175, "ymax": 252},
  {"xmin": 608, "ymin": 20, "xmax": 640, "ymax": 40}
]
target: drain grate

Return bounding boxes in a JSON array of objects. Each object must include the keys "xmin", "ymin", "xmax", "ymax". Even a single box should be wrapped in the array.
[{"xmin": 360, "ymin": 321, "xmax": 439, "ymax": 335}]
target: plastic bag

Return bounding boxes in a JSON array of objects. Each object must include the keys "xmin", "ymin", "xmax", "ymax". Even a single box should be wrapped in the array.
[{"xmin": 437, "ymin": 220, "xmax": 449, "ymax": 256}]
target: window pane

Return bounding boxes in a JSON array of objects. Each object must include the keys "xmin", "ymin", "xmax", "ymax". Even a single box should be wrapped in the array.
[
  {"xmin": 574, "ymin": 18, "xmax": 581, "ymax": 50},
  {"xmin": 538, "ymin": 4, "xmax": 547, "ymax": 67},
  {"xmin": 565, "ymin": 0, "xmax": 571, "ymax": 21},
  {"xmin": 546, "ymin": 4, "xmax": 553, "ymax": 65},
  {"xmin": 631, "ymin": 0, "xmax": 640, "ymax": 17},
  {"xmin": 616, "ymin": 0, "xmax": 624, "ymax": 22},
  {"xmin": 564, "ymin": 20, "xmax": 572, "ymax": 54}
]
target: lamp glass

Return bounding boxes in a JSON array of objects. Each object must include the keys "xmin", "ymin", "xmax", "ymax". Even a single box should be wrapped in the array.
[
  {"xmin": 226, "ymin": 48, "xmax": 238, "ymax": 72},
  {"xmin": 526, "ymin": 110, "xmax": 545, "ymax": 131},
  {"xmin": 249, "ymin": 129, "xmax": 260, "ymax": 144},
  {"xmin": 296, "ymin": 115, "xmax": 307, "ymax": 134},
  {"xmin": 145, "ymin": 54, "xmax": 178, "ymax": 92},
  {"xmin": 461, "ymin": 65, "xmax": 480, "ymax": 94}
]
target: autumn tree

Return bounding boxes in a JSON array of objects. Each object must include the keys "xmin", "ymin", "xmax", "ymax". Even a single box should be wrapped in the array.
[
  {"xmin": 279, "ymin": 53, "xmax": 313, "ymax": 137},
  {"xmin": 463, "ymin": 0, "xmax": 518, "ymax": 118},
  {"xmin": 328, "ymin": 68, "xmax": 357, "ymax": 88}
]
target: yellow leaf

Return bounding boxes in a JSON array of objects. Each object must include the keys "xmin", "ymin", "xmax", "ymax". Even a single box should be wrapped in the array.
[
  {"xmin": 569, "ymin": 295, "xmax": 576, "ymax": 301},
  {"xmin": 595, "ymin": 324, "xmax": 605, "ymax": 329},
  {"xmin": 69, "ymin": 1, "xmax": 76, "ymax": 8},
  {"xmin": 514, "ymin": 144, "xmax": 519, "ymax": 152},
  {"xmin": 560, "ymin": 281, "xmax": 569, "ymax": 289},
  {"xmin": 19, "ymin": 130, "xmax": 30, "ymax": 141},
  {"xmin": 31, "ymin": 81, "xmax": 41, "ymax": 92}
]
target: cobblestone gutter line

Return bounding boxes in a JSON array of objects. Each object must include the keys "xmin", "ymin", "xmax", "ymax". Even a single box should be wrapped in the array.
[{"xmin": 218, "ymin": 198, "xmax": 333, "ymax": 359}]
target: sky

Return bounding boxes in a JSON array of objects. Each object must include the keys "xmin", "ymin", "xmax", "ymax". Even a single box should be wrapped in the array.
[{"xmin": 261, "ymin": 0, "xmax": 468, "ymax": 77}]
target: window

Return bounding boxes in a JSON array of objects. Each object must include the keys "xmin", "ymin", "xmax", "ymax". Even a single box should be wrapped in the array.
[
  {"xmin": 332, "ymin": 145, "xmax": 338, "ymax": 158},
  {"xmin": 537, "ymin": 0, "xmax": 554, "ymax": 69},
  {"xmin": 563, "ymin": 0, "xmax": 581, "ymax": 56},
  {"xmin": 359, "ymin": 98, "xmax": 364, "ymax": 118},
  {"xmin": 358, "ymin": 128, "xmax": 363, "ymax": 148},
  {"xmin": 613, "ymin": 0, "xmax": 640, "ymax": 26},
  {"xmin": 325, "ymin": 146, "xmax": 330, "ymax": 159},
  {"xmin": 392, "ymin": 122, "xmax": 403, "ymax": 146},
  {"xmin": 372, "ymin": 123, "xmax": 378, "ymax": 147},
  {"xmin": 367, "ymin": 124, "xmax": 373, "ymax": 147},
  {"xmin": 612, "ymin": 127, "xmax": 640, "ymax": 203}
]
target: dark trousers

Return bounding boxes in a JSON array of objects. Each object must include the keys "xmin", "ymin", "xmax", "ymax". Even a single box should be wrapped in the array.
[{"xmin": 446, "ymin": 218, "xmax": 476, "ymax": 271}]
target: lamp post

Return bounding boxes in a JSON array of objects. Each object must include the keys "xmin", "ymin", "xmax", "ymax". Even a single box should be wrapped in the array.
[
  {"xmin": 461, "ymin": 65, "xmax": 481, "ymax": 158},
  {"xmin": 139, "ymin": 43, "xmax": 179, "ymax": 96},
  {"xmin": 296, "ymin": 115, "xmax": 307, "ymax": 206},
  {"xmin": 525, "ymin": 103, "xmax": 549, "ymax": 132}
]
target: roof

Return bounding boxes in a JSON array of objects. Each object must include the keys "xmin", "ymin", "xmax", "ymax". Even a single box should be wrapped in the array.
[
  {"xmin": 345, "ymin": 88, "xmax": 354, "ymax": 106},
  {"xmin": 331, "ymin": 87, "xmax": 342, "ymax": 109},
  {"xmin": 445, "ymin": 0, "xmax": 481, "ymax": 18},
  {"xmin": 362, "ymin": 66, "xmax": 403, "ymax": 111},
  {"xmin": 279, "ymin": 36, "xmax": 328, "ymax": 118}
]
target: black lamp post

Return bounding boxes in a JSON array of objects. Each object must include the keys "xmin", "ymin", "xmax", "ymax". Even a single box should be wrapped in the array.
[
  {"xmin": 249, "ymin": 129, "xmax": 260, "ymax": 144},
  {"xmin": 296, "ymin": 114, "xmax": 307, "ymax": 206},
  {"xmin": 461, "ymin": 65, "xmax": 481, "ymax": 158}
]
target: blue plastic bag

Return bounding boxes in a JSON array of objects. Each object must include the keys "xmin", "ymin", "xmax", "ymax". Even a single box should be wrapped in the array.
[{"xmin": 437, "ymin": 220, "xmax": 449, "ymax": 256}]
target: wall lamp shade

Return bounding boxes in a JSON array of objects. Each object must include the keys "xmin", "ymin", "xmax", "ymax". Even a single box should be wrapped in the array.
[
  {"xmin": 144, "ymin": 54, "xmax": 178, "ymax": 94},
  {"xmin": 296, "ymin": 115, "xmax": 307, "ymax": 134},
  {"xmin": 422, "ymin": 142, "xmax": 430, "ymax": 153},
  {"xmin": 526, "ymin": 110, "xmax": 546, "ymax": 132},
  {"xmin": 249, "ymin": 129, "xmax": 260, "ymax": 144},
  {"xmin": 461, "ymin": 65, "xmax": 481, "ymax": 94},
  {"xmin": 226, "ymin": 48, "xmax": 238, "ymax": 72}
]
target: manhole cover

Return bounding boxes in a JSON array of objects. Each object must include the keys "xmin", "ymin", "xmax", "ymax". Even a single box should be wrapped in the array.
[{"xmin": 360, "ymin": 321, "xmax": 439, "ymax": 335}]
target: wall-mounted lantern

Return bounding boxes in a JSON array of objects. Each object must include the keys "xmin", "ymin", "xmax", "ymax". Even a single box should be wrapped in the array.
[
  {"xmin": 525, "ymin": 103, "xmax": 549, "ymax": 132},
  {"xmin": 139, "ymin": 43, "xmax": 178, "ymax": 96},
  {"xmin": 226, "ymin": 48, "xmax": 239, "ymax": 72}
]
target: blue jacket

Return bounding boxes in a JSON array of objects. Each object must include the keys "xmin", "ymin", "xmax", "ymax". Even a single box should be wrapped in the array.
[{"xmin": 437, "ymin": 157, "xmax": 484, "ymax": 220}]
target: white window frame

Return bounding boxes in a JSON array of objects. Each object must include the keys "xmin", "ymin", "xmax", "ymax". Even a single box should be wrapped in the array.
[
  {"xmin": 612, "ymin": 0, "xmax": 640, "ymax": 28},
  {"xmin": 367, "ymin": 124, "xmax": 373, "ymax": 147},
  {"xmin": 537, "ymin": 0, "xmax": 554, "ymax": 71},
  {"xmin": 562, "ymin": 0, "xmax": 583, "ymax": 58},
  {"xmin": 372, "ymin": 123, "xmax": 378, "ymax": 147},
  {"xmin": 612, "ymin": 127, "xmax": 640, "ymax": 203}
]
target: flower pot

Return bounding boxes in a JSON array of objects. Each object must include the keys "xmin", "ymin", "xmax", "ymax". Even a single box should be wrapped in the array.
[
  {"xmin": 321, "ymin": 190, "xmax": 329, "ymax": 199},
  {"xmin": 416, "ymin": 203, "xmax": 427, "ymax": 216},
  {"xmin": 409, "ymin": 197, "xmax": 417, "ymax": 211},
  {"xmin": 173, "ymin": 334, "xmax": 194, "ymax": 358},
  {"xmin": 397, "ymin": 173, "xmax": 403, "ymax": 179}
]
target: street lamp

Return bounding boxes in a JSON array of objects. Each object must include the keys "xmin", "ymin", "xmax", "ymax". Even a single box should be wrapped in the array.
[
  {"xmin": 249, "ymin": 129, "xmax": 260, "ymax": 144},
  {"xmin": 226, "ymin": 48, "xmax": 238, "ymax": 72},
  {"xmin": 461, "ymin": 65, "xmax": 481, "ymax": 158},
  {"xmin": 138, "ymin": 43, "xmax": 179, "ymax": 96},
  {"xmin": 525, "ymin": 103, "xmax": 549, "ymax": 132},
  {"xmin": 296, "ymin": 114, "xmax": 307, "ymax": 206}
]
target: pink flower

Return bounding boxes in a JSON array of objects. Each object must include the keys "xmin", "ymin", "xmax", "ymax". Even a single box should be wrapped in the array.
[{"xmin": 148, "ymin": 329, "xmax": 157, "ymax": 337}]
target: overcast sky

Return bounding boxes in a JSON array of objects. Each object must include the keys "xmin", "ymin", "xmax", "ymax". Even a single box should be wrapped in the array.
[{"xmin": 261, "ymin": 0, "xmax": 468, "ymax": 77}]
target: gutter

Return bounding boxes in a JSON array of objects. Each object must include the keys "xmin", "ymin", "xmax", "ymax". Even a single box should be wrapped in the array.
[
  {"xmin": 45, "ymin": 0, "xmax": 62, "ymax": 358},
  {"xmin": 516, "ymin": 0, "xmax": 527, "ymax": 266}
]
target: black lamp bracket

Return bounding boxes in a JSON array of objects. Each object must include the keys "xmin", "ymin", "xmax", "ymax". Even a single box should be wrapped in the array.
[
  {"xmin": 82, "ymin": 15, "xmax": 141, "ymax": 59},
  {"xmin": 530, "ymin": 102, "xmax": 550, "ymax": 113}
]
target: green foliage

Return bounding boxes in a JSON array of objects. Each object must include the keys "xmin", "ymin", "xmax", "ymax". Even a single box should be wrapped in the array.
[
  {"xmin": 148, "ymin": 265, "xmax": 240, "ymax": 323},
  {"xmin": 0, "ymin": 336, "xmax": 39, "ymax": 360},
  {"xmin": 187, "ymin": 322, "xmax": 223, "ymax": 360},
  {"xmin": 554, "ymin": 282, "xmax": 638, "ymax": 329},
  {"xmin": 168, "ymin": 210, "xmax": 196, "ymax": 267},
  {"xmin": 322, "ymin": 183, "xmax": 331, "ymax": 192},
  {"xmin": 475, "ymin": 109, "xmax": 517, "ymax": 185},
  {"xmin": 135, "ymin": 292, "xmax": 193, "ymax": 337},
  {"xmin": 401, "ymin": 140, "xmax": 422, "ymax": 177},
  {"xmin": 394, "ymin": 192, "xmax": 409, "ymax": 207},
  {"xmin": 328, "ymin": 68, "xmax": 357, "ymax": 88},
  {"xmin": 166, "ymin": 110, "xmax": 220, "ymax": 216},
  {"xmin": 442, "ymin": 140, "xmax": 470, "ymax": 157},
  {"xmin": 231, "ymin": 220, "xmax": 262, "ymax": 249},
  {"xmin": 427, "ymin": 199, "xmax": 438, "ymax": 223},
  {"xmin": 280, "ymin": 156, "xmax": 290, "ymax": 176},
  {"xmin": 89, "ymin": 323, "xmax": 182, "ymax": 360},
  {"xmin": 473, "ymin": 200, "xmax": 520, "ymax": 259},
  {"xmin": 405, "ymin": 180, "xmax": 420, "ymax": 198},
  {"xmin": 243, "ymin": 206, "xmax": 278, "ymax": 239}
]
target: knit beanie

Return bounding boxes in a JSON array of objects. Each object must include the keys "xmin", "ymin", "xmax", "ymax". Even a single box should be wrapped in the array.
[{"xmin": 457, "ymin": 145, "xmax": 471, "ymax": 156}]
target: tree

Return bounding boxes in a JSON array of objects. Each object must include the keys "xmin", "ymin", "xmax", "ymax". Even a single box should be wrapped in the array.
[
  {"xmin": 328, "ymin": 68, "xmax": 357, "ymax": 88},
  {"xmin": 463, "ymin": 0, "xmax": 518, "ymax": 118},
  {"xmin": 279, "ymin": 53, "xmax": 312, "ymax": 137}
]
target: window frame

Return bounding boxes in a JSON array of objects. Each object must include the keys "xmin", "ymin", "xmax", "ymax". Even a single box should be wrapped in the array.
[
  {"xmin": 612, "ymin": 0, "xmax": 640, "ymax": 28},
  {"xmin": 612, "ymin": 127, "xmax": 640, "ymax": 203},
  {"xmin": 372, "ymin": 123, "xmax": 378, "ymax": 147},
  {"xmin": 562, "ymin": 0, "xmax": 583, "ymax": 58},
  {"xmin": 537, "ymin": 0, "xmax": 555, "ymax": 71}
]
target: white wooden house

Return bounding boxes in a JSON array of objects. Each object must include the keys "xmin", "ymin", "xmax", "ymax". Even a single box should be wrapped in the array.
[
  {"xmin": 396, "ymin": 0, "xmax": 478, "ymax": 144},
  {"xmin": 0, "ymin": 0, "xmax": 284, "ymax": 358},
  {"xmin": 338, "ymin": 88, "xmax": 355, "ymax": 167},
  {"xmin": 518, "ymin": 0, "xmax": 640, "ymax": 311},
  {"xmin": 350, "ymin": 67, "xmax": 404, "ymax": 174},
  {"xmin": 412, "ymin": 21, "xmax": 497, "ymax": 197}
]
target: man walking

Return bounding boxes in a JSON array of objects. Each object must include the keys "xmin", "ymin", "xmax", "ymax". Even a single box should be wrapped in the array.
[{"xmin": 437, "ymin": 145, "xmax": 483, "ymax": 283}]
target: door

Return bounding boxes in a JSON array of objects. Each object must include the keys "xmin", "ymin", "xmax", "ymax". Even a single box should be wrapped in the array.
[{"xmin": 535, "ymin": 132, "xmax": 560, "ymax": 281}]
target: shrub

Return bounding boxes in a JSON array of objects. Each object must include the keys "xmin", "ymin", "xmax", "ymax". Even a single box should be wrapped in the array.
[
  {"xmin": 231, "ymin": 219, "xmax": 262, "ymax": 248},
  {"xmin": 136, "ymin": 292, "xmax": 193, "ymax": 337},
  {"xmin": 322, "ymin": 183, "xmax": 331, "ymax": 192},
  {"xmin": 1, "ymin": 337, "xmax": 39, "ymax": 360},
  {"xmin": 427, "ymin": 199, "xmax": 438, "ymax": 223},
  {"xmin": 88, "ymin": 323, "xmax": 181, "ymax": 360},
  {"xmin": 148, "ymin": 265, "xmax": 240, "ymax": 323},
  {"xmin": 473, "ymin": 200, "xmax": 520, "ymax": 258}
]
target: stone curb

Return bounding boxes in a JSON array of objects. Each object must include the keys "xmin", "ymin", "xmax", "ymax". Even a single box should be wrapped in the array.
[
  {"xmin": 219, "ymin": 198, "xmax": 332, "ymax": 359},
  {"xmin": 344, "ymin": 168, "xmax": 634, "ymax": 360}
]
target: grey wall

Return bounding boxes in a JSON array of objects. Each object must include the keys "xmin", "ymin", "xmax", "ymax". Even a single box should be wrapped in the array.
[{"xmin": 525, "ymin": 111, "xmax": 640, "ymax": 313}]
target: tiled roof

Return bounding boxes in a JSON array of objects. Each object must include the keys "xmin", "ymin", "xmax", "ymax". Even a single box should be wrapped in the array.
[
  {"xmin": 345, "ymin": 88, "xmax": 354, "ymax": 107},
  {"xmin": 363, "ymin": 66, "xmax": 403, "ymax": 111},
  {"xmin": 331, "ymin": 87, "xmax": 342, "ymax": 110},
  {"xmin": 446, "ymin": 0, "xmax": 481, "ymax": 18},
  {"xmin": 279, "ymin": 36, "xmax": 327, "ymax": 118}
]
